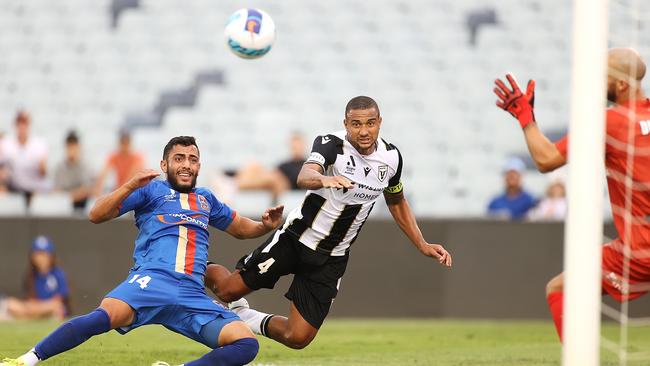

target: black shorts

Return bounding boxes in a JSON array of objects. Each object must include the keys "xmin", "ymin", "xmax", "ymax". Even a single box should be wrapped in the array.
[{"xmin": 236, "ymin": 229, "xmax": 348, "ymax": 329}]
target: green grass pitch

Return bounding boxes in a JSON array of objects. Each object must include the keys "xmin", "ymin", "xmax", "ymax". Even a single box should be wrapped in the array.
[{"xmin": 2, "ymin": 319, "xmax": 650, "ymax": 365}]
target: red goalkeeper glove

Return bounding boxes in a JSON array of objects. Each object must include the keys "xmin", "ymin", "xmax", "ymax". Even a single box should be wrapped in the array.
[{"xmin": 494, "ymin": 73, "xmax": 536, "ymax": 129}]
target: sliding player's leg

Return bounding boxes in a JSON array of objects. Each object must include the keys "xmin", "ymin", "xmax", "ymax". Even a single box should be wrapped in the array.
[
  {"xmin": 235, "ymin": 251, "xmax": 346, "ymax": 349},
  {"xmin": 154, "ymin": 294, "xmax": 259, "ymax": 366},
  {"xmin": 182, "ymin": 320, "xmax": 258, "ymax": 366},
  {"xmin": 5, "ymin": 298, "xmax": 132, "ymax": 366},
  {"xmin": 205, "ymin": 264, "xmax": 252, "ymax": 303},
  {"xmin": 265, "ymin": 301, "xmax": 319, "ymax": 349},
  {"xmin": 206, "ymin": 230, "xmax": 297, "ymax": 304}
]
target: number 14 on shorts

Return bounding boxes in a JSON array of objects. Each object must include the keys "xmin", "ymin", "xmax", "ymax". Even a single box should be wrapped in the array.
[{"xmin": 128, "ymin": 274, "xmax": 152, "ymax": 289}]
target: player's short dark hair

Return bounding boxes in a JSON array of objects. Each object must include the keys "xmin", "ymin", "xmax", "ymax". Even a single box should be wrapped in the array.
[
  {"xmin": 163, "ymin": 136, "xmax": 200, "ymax": 160},
  {"xmin": 345, "ymin": 96, "xmax": 380, "ymax": 116}
]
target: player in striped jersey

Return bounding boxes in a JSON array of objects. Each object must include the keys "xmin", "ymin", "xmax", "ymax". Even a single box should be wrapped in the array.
[
  {"xmin": 205, "ymin": 96, "xmax": 453, "ymax": 349},
  {"xmin": 494, "ymin": 48, "xmax": 650, "ymax": 341},
  {"xmin": 2, "ymin": 136, "xmax": 284, "ymax": 366}
]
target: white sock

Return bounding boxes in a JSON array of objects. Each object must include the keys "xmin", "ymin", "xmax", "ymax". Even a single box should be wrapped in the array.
[
  {"xmin": 232, "ymin": 307, "xmax": 274, "ymax": 337},
  {"xmin": 17, "ymin": 348, "xmax": 40, "ymax": 366}
]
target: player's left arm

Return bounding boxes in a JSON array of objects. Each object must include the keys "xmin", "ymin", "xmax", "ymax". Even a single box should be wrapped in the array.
[
  {"xmin": 385, "ymin": 192, "xmax": 452, "ymax": 267},
  {"xmin": 383, "ymin": 149, "xmax": 451, "ymax": 267},
  {"xmin": 225, "ymin": 205, "xmax": 285, "ymax": 240}
]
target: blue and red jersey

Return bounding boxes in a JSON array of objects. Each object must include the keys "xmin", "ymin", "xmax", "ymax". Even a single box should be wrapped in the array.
[{"xmin": 118, "ymin": 180, "xmax": 235, "ymax": 283}]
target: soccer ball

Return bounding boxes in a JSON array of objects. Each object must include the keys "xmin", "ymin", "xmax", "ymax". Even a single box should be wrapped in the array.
[{"xmin": 224, "ymin": 8, "xmax": 275, "ymax": 59}]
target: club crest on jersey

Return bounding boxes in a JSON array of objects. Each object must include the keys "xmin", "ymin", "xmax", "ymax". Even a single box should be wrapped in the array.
[
  {"xmin": 198, "ymin": 194, "xmax": 210, "ymax": 211},
  {"xmin": 378, "ymin": 165, "xmax": 388, "ymax": 182},
  {"xmin": 164, "ymin": 189, "xmax": 177, "ymax": 202}
]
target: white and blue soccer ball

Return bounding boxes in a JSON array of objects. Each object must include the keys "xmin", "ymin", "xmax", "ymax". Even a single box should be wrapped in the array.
[{"xmin": 224, "ymin": 8, "xmax": 275, "ymax": 59}]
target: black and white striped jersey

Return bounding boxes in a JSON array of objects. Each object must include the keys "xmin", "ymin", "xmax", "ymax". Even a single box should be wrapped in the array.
[{"xmin": 282, "ymin": 130, "xmax": 403, "ymax": 256}]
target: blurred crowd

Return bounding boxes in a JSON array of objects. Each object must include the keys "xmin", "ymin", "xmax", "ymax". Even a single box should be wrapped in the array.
[
  {"xmin": 486, "ymin": 156, "xmax": 567, "ymax": 221},
  {"xmin": 0, "ymin": 110, "xmax": 308, "ymax": 212},
  {"xmin": 0, "ymin": 110, "xmax": 567, "ymax": 220},
  {"xmin": 0, "ymin": 110, "xmax": 144, "ymax": 211}
]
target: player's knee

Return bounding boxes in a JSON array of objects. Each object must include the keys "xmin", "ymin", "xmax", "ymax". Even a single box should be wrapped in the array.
[
  {"xmin": 285, "ymin": 333, "xmax": 314, "ymax": 349},
  {"xmin": 216, "ymin": 288, "xmax": 242, "ymax": 303},
  {"xmin": 546, "ymin": 276, "xmax": 563, "ymax": 296}
]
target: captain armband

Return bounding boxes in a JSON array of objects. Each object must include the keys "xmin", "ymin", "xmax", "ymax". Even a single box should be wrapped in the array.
[{"xmin": 384, "ymin": 181, "xmax": 403, "ymax": 194}]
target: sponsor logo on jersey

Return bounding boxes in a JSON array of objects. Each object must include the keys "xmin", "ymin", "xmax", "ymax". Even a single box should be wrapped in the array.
[
  {"xmin": 378, "ymin": 165, "xmax": 388, "ymax": 182},
  {"xmin": 198, "ymin": 194, "xmax": 210, "ymax": 211},
  {"xmin": 307, "ymin": 152, "xmax": 326, "ymax": 166},
  {"xmin": 605, "ymin": 271, "xmax": 626, "ymax": 293},
  {"xmin": 363, "ymin": 167, "xmax": 371, "ymax": 177},
  {"xmin": 353, "ymin": 192, "xmax": 380, "ymax": 200},
  {"xmin": 345, "ymin": 155, "xmax": 356, "ymax": 174},
  {"xmin": 355, "ymin": 182, "xmax": 383, "ymax": 192},
  {"xmin": 157, "ymin": 213, "xmax": 208, "ymax": 229}
]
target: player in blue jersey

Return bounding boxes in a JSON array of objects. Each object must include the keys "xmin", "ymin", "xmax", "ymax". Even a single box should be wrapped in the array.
[{"xmin": 1, "ymin": 136, "xmax": 284, "ymax": 366}]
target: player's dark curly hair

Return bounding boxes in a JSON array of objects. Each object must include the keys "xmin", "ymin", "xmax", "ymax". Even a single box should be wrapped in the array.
[
  {"xmin": 163, "ymin": 136, "xmax": 200, "ymax": 160},
  {"xmin": 345, "ymin": 96, "xmax": 380, "ymax": 116}
]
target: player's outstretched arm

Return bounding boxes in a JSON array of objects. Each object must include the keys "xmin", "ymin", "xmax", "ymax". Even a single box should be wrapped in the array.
[
  {"xmin": 384, "ymin": 192, "xmax": 452, "ymax": 267},
  {"xmin": 88, "ymin": 169, "xmax": 160, "ymax": 224},
  {"xmin": 521, "ymin": 124, "xmax": 567, "ymax": 172},
  {"xmin": 493, "ymin": 73, "xmax": 567, "ymax": 172},
  {"xmin": 296, "ymin": 163, "xmax": 354, "ymax": 190},
  {"xmin": 225, "ymin": 205, "xmax": 284, "ymax": 239}
]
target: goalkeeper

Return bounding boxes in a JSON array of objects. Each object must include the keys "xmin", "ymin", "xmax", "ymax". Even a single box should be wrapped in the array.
[{"xmin": 494, "ymin": 47, "xmax": 650, "ymax": 341}]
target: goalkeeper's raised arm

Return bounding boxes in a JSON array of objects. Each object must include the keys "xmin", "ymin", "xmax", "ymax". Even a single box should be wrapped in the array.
[{"xmin": 493, "ymin": 73, "xmax": 567, "ymax": 173}]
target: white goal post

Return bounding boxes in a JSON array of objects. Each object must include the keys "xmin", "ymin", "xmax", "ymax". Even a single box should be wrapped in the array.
[{"xmin": 563, "ymin": 0, "xmax": 609, "ymax": 365}]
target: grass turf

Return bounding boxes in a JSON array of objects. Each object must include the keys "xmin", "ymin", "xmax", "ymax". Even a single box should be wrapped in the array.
[{"xmin": 1, "ymin": 319, "xmax": 649, "ymax": 365}]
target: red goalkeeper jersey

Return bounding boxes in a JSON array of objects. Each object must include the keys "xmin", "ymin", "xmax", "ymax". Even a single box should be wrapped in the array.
[{"xmin": 555, "ymin": 99, "xmax": 650, "ymax": 260}]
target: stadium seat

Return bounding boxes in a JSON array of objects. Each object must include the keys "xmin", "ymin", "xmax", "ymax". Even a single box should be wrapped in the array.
[
  {"xmin": 229, "ymin": 191, "xmax": 274, "ymax": 218},
  {"xmin": 277, "ymin": 190, "xmax": 307, "ymax": 214},
  {"xmin": 29, "ymin": 193, "xmax": 74, "ymax": 217},
  {"xmin": 0, "ymin": 0, "xmax": 601, "ymax": 217},
  {"xmin": 0, "ymin": 193, "xmax": 28, "ymax": 216}
]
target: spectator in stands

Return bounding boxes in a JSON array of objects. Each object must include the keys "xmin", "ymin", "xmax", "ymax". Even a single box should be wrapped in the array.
[
  {"xmin": 0, "ymin": 162, "xmax": 9, "ymax": 194},
  {"xmin": 0, "ymin": 132, "xmax": 10, "ymax": 194},
  {"xmin": 211, "ymin": 131, "xmax": 308, "ymax": 203},
  {"xmin": 0, "ymin": 236, "xmax": 69, "ymax": 321},
  {"xmin": 54, "ymin": 131, "xmax": 94, "ymax": 211},
  {"xmin": 1, "ymin": 111, "xmax": 50, "ymax": 202},
  {"xmin": 93, "ymin": 129, "xmax": 144, "ymax": 196},
  {"xmin": 528, "ymin": 173, "xmax": 567, "ymax": 221},
  {"xmin": 487, "ymin": 156, "xmax": 537, "ymax": 220}
]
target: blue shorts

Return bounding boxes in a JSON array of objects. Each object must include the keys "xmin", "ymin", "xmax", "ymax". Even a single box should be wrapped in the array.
[{"xmin": 105, "ymin": 268, "xmax": 239, "ymax": 348}]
